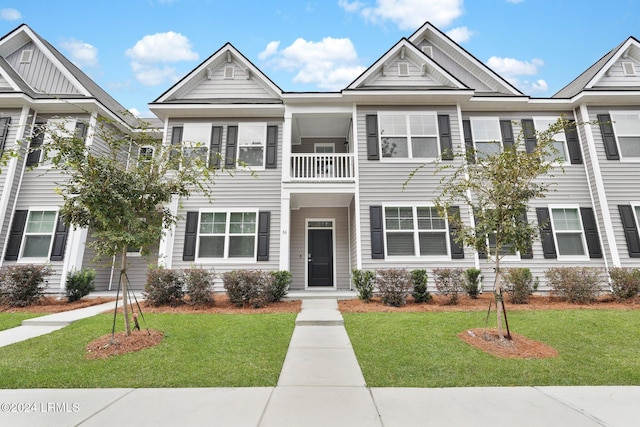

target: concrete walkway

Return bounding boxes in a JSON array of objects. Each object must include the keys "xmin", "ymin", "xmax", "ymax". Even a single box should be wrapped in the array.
[{"xmin": 0, "ymin": 299, "xmax": 639, "ymax": 426}]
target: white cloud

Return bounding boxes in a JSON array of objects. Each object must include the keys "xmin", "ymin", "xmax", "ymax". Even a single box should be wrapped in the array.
[
  {"xmin": 0, "ymin": 8, "xmax": 21, "ymax": 21},
  {"xmin": 446, "ymin": 26, "xmax": 473, "ymax": 43},
  {"xmin": 60, "ymin": 38, "xmax": 99, "ymax": 68},
  {"xmin": 486, "ymin": 56, "xmax": 543, "ymax": 77},
  {"xmin": 125, "ymin": 32, "xmax": 198, "ymax": 86},
  {"xmin": 341, "ymin": 0, "xmax": 464, "ymax": 30},
  {"xmin": 263, "ymin": 37, "xmax": 366, "ymax": 90},
  {"xmin": 258, "ymin": 41, "xmax": 280, "ymax": 60}
]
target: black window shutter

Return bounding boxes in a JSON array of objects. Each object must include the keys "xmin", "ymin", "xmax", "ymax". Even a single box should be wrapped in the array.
[
  {"xmin": 564, "ymin": 120, "xmax": 582, "ymax": 164},
  {"xmin": 265, "ymin": 125, "xmax": 278, "ymax": 169},
  {"xmin": 536, "ymin": 207, "xmax": 557, "ymax": 258},
  {"xmin": 257, "ymin": 211, "xmax": 271, "ymax": 261},
  {"xmin": 447, "ymin": 206, "xmax": 464, "ymax": 259},
  {"xmin": 183, "ymin": 211, "xmax": 198, "ymax": 261},
  {"xmin": 5, "ymin": 210, "xmax": 27, "ymax": 261},
  {"xmin": 618, "ymin": 205, "xmax": 640, "ymax": 258},
  {"xmin": 462, "ymin": 120, "xmax": 475, "ymax": 164},
  {"xmin": 0, "ymin": 116, "xmax": 11, "ymax": 154},
  {"xmin": 49, "ymin": 215, "xmax": 69, "ymax": 261},
  {"xmin": 500, "ymin": 120, "xmax": 514, "ymax": 149},
  {"xmin": 438, "ymin": 114, "xmax": 453, "ymax": 160},
  {"xmin": 580, "ymin": 207, "xmax": 602, "ymax": 258},
  {"xmin": 26, "ymin": 125, "xmax": 45, "ymax": 166},
  {"xmin": 472, "ymin": 209, "xmax": 486, "ymax": 259},
  {"xmin": 225, "ymin": 125, "xmax": 238, "ymax": 168},
  {"xmin": 169, "ymin": 126, "xmax": 183, "ymax": 165},
  {"xmin": 522, "ymin": 119, "xmax": 537, "ymax": 154},
  {"xmin": 75, "ymin": 121, "xmax": 88, "ymax": 142},
  {"xmin": 519, "ymin": 209, "xmax": 533, "ymax": 259},
  {"xmin": 370, "ymin": 205, "xmax": 384, "ymax": 259},
  {"xmin": 209, "ymin": 126, "xmax": 223, "ymax": 168},
  {"xmin": 366, "ymin": 114, "xmax": 379, "ymax": 160},
  {"xmin": 597, "ymin": 114, "xmax": 619, "ymax": 160}
]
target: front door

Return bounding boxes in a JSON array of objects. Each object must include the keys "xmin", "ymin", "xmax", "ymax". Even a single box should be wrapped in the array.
[{"xmin": 308, "ymin": 228, "xmax": 333, "ymax": 287}]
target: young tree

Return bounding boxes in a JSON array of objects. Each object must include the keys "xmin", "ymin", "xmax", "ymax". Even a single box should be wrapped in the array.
[
  {"xmin": 409, "ymin": 118, "xmax": 573, "ymax": 340},
  {"xmin": 40, "ymin": 114, "xmax": 219, "ymax": 335}
]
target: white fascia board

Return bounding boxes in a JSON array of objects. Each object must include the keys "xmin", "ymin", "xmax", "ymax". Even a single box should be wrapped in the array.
[
  {"xmin": 586, "ymin": 39, "xmax": 637, "ymax": 89},
  {"xmin": 148, "ymin": 103, "xmax": 285, "ymax": 120}
]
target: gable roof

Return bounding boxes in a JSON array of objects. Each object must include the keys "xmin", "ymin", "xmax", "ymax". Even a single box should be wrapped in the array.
[{"xmin": 553, "ymin": 36, "xmax": 640, "ymax": 98}]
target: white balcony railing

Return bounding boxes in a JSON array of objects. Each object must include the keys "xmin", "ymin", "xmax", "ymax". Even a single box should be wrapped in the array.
[{"xmin": 290, "ymin": 153, "xmax": 355, "ymax": 181}]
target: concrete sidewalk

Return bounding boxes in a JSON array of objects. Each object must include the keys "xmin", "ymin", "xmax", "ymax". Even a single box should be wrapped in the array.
[{"xmin": 0, "ymin": 299, "xmax": 638, "ymax": 426}]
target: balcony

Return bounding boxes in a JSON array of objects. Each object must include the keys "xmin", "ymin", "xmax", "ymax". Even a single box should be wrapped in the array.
[{"xmin": 290, "ymin": 153, "xmax": 355, "ymax": 182}]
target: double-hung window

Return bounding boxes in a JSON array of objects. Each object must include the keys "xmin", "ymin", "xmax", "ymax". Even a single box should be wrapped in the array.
[
  {"xmin": 549, "ymin": 207, "xmax": 587, "ymax": 257},
  {"xmin": 610, "ymin": 112, "xmax": 640, "ymax": 158},
  {"xmin": 21, "ymin": 210, "xmax": 57, "ymax": 259},
  {"xmin": 470, "ymin": 118, "xmax": 501, "ymax": 159},
  {"xmin": 384, "ymin": 206, "xmax": 448, "ymax": 256},
  {"xmin": 237, "ymin": 123, "xmax": 266, "ymax": 167},
  {"xmin": 535, "ymin": 118, "xmax": 568, "ymax": 163},
  {"xmin": 197, "ymin": 211, "xmax": 257, "ymax": 259},
  {"xmin": 181, "ymin": 123, "xmax": 211, "ymax": 164},
  {"xmin": 379, "ymin": 113, "xmax": 438, "ymax": 159}
]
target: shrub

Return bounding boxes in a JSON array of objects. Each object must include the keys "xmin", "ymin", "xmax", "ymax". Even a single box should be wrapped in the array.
[
  {"xmin": 433, "ymin": 268, "xmax": 464, "ymax": 305},
  {"xmin": 144, "ymin": 268, "xmax": 184, "ymax": 306},
  {"xmin": 503, "ymin": 268, "xmax": 537, "ymax": 304},
  {"xmin": 184, "ymin": 268, "xmax": 214, "ymax": 306},
  {"xmin": 352, "ymin": 269, "xmax": 375, "ymax": 302},
  {"xmin": 463, "ymin": 268, "xmax": 482, "ymax": 299},
  {"xmin": 0, "ymin": 264, "xmax": 52, "ymax": 307},
  {"xmin": 222, "ymin": 270, "xmax": 273, "ymax": 308},
  {"xmin": 65, "ymin": 268, "xmax": 96, "ymax": 303},
  {"xmin": 609, "ymin": 267, "xmax": 640, "ymax": 300},
  {"xmin": 411, "ymin": 269, "xmax": 431, "ymax": 303},
  {"xmin": 268, "ymin": 270, "xmax": 291, "ymax": 302},
  {"xmin": 375, "ymin": 268, "xmax": 411, "ymax": 307},
  {"xmin": 545, "ymin": 267, "xmax": 604, "ymax": 304}
]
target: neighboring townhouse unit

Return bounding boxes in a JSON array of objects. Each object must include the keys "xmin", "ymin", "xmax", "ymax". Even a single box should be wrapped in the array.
[
  {"xmin": 0, "ymin": 24, "xmax": 149, "ymax": 291},
  {"xmin": 1, "ymin": 22, "xmax": 639, "ymax": 293}
]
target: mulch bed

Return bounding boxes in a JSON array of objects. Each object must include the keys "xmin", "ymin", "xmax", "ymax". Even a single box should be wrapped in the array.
[
  {"xmin": 86, "ymin": 329, "xmax": 164, "ymax": 360},
  {"xmin": 0, "ymin": 296, "xmax": 116, "ymax": 313},
  {"xmin": 458, "ymin": 328, "xmax": 559, "ymax": 359}
]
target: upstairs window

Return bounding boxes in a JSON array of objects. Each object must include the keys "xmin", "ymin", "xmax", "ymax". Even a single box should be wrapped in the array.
[
  {"xmin": 470, "ymin": 118, "xmax": 502, "ymax": 159},
  {"xmin": 237, "ymin": 123, "xmax": 266, "ymax": 167},
  {"xmin": 181, "ymin": 123, "xmax": 211, "ymax": 164},
  {"xmin": 534, "ymin": 118, "xmax": 568, "ymax": 163},
  {"xmin": 379, "ymin": 113, "xmax": 438, "ymax": 159},
  {"xmin": 610, "ymin": 112, "xmax": 640, "ymax": 158}
]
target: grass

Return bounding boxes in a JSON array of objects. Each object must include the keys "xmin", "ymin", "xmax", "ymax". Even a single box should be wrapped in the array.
[
  {"xmin": 0, "ymin": 313, "xmax": 44, "ymax": 331},
  {"xmin": 0, "ymin": 312, "xmax": 296, "ymax": 388},
  {"xmin": 344, "ymin": 309, "xmax": 640, "ymax": 387}
]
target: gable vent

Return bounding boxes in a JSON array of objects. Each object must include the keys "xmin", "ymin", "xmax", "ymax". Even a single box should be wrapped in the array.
[
  {"xmin": 20, "ymin": 50, "xmax": 33, "ymax": 63},
  {"xmin": 421, "ymin": 45, "xmax": 433, "ymax": 58},
  {"xmin": 622, "ymin": 61, "xmax": 636, "ymax": 76},
  {"xmin": 398, "ymin": 62, "xmax": 409, "ymax": 77},
  {"xmin": 224, "ymin": 65, "xmax": 235, "ymax": 79}
]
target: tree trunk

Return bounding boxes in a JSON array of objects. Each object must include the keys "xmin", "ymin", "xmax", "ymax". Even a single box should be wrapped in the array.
[
  {"xmin": 120, "ymin": 249, "xmax": 131, "ymax": 336},
  {"xmin": 494, "ymin": 256, "xmax": 504, "ymax": 340}
]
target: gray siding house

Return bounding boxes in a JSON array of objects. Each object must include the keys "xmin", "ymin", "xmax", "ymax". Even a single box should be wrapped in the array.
[{"xmin": 1, "ymin": 22, "xmax": 640, "ymax": 293}]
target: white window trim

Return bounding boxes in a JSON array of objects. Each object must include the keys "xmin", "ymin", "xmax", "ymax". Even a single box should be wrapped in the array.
[
  {"xmin": 631, "ymin": 202, "xmax": 640, "ymax": 231},
  {"xmin": 36, "ymin": 118, "xmax": 77, "ymax": 169},
  {"xmin": 314, "ymin": 142, "xmax": 335, "ymax": 153},
  {"xmin": 195, "ymin": 208, "xmax": 259, "ymax": 264},
  {"xmin": 137, "ymin": 145, "xmax": 154, "ymax": 166},
  {"xmin": 534, "ymin": 116, "xmax": 569, "ymax": 166},
  {"xmin": 378, "ymin": 112, "xmax": 440, "ymax": 162},
  {"xmin": 181, "ymin": 122, "xmax": 212, "ymax": 167},
  {"xmin": 469, "ymin": 117, "xmax": 502, "ymax": 158},
  {"xmin": 610, "ymin": 110, "xmax": 640, "ymax": 163},
  {"xmin": 237, "ymin": 122, "xmax": 267, "ymax": 170},
  {"xmin": 548, "ymin": 204, "xmax": 589, "ymax": 261},
  {"xmin": 18, "ymin": 207, "xmax": 59, "ymax": 263},
  {"xmin": 382, "ymin": 204, "xmax": 450, "ymax": 260}
]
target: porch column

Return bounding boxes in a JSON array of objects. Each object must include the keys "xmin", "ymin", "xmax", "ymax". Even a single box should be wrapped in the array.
[
  {"xmin": 279, "ymin": 194, "xmax": 291, "ymax": 271},
  {"xmin": 60, "ymin": 227, "xmax": 89, "ymax": 289},
  {"xmin": 282, "ymin": 109, "xmax": 292, "ymax": 181},
  {"xmin": 158, "ymin": 195, "xmax": 180, "ymax": 268}
]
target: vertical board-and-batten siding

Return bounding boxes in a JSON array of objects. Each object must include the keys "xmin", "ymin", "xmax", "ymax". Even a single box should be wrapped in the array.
[{"xmin": 6, "ymin": 42, "xmax": 81, "ymax": 95}]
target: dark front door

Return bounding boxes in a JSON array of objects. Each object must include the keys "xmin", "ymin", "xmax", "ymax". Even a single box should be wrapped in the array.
[{"xmin": 308, "ymin": 229, "xmax": 333, "ymax": 286}]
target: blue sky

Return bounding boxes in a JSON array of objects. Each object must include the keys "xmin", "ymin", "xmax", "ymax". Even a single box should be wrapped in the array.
[{"xmin": 1, "ymin": 0, "xmax": 639, "ymax": 117}]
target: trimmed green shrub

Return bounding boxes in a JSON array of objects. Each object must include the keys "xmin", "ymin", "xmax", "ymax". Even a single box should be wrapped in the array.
[
  {"xmin": 268, "ymin": 270, "xmax": 291, "ymax": 302},
  {"xmin": 222, "ymin": 270, "xmax": 273, "ymax": 308},
  {"xmin": 0, "ymin": 264, "xmax": 52, "ymax": 307},
  {"xmin": 375, "ymin": 268, "xmax": 411, "ymax": 307},
  {"xmin": 463, "ymin": 268, "xmax": 482, "ymax": 299},
  {"xmin": 144, "ymin": 268, "xmax": 184, "ymax": 306},
  {"xmin": 184, "ymin": 268, "xmax": 214, "ymax": 306},
  {"xmin": 411, "ymin": 269, "xmax": 431, "ymax": 303},
  {"xmin": 503, "ymin": 267, "xmax": 537, "ymax": 304},
  {"xmin": 352, "ymin": 269, "xmax": 375, "ymax": 302},
  {"xmin": 65, "ymin": 268, "xmax": 96, "ymax": 303},
  {"xmin": 609, "ymin": 267, "xmax": 640, "ymax": 300},
  {"xmin": 545, "ymin": 267, "xmax": 604, "ymax": 304},
  {"xmin": 433, "ymin": 267, "xmax": 464, "ymax": 305}
]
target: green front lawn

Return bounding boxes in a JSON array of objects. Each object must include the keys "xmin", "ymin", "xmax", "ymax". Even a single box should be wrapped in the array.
[
  {"xmin": 0, "ymin": 312, "xmax": 296, "ymax": 388},
  {"xmin": 344, "ymin": 309, "xmax": 640, "ymax": 387},
  {"xmin": 0, "ymin": 313, "xmax": 44, "ymax": 331}
]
